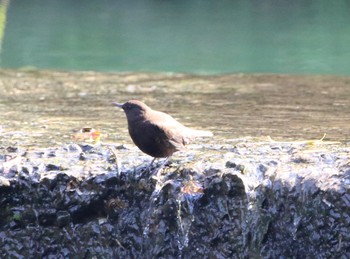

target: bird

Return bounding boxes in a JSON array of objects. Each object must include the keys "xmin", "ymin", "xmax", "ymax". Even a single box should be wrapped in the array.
[{"xmin": 112, "ymin": 100, "xmax": 213, "ymax": 162}]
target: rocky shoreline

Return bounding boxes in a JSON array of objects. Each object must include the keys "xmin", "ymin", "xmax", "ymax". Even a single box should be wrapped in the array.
[{"xmin": 1, "ymin": 138, "xmax": 349, "ymax": 258}]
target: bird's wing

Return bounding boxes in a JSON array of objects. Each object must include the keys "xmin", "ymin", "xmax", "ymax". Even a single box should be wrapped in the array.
[
  {"xmin": 147, "ymin": 111, "xmax": 190, "ymax": 146},
  {"xmin": 129, "ymin": 120, "xmax": 179, "ymax": 157}
]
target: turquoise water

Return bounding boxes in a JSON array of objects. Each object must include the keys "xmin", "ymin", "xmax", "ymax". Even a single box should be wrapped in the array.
[{"xmin": 1, "ymin": 0, "xmax": 350, "ymax": 75}]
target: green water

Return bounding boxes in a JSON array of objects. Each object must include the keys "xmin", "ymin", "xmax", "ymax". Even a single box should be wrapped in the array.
[{"xmin": 1, "ymin": 0, "xmax": 350, "ymax": 75}]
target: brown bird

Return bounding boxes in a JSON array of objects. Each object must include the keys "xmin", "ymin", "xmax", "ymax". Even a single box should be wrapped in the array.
[{"xmin": 113, "ymin": 100, "xmax": 213, "ymax": 160}]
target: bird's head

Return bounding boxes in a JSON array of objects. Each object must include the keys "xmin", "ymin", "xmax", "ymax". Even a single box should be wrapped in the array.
[{"xmin": 112, "ymin": 100, "xmax": 150, "ymax": 120}]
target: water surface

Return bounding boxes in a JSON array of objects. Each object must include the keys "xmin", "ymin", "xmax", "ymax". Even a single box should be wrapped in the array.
[
  {"xmin": 0, "ymin": 71, "xmax": 349, "ymax": 149},
  {"xmin": 1, "ymin": 1, "xmax": 350, "ymax": 75}
]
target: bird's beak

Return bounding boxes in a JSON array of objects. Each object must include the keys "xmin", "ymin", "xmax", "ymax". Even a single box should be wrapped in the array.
[{"xmin": 112, "ymin": 102, "xmax": 124, "ymax": 108}]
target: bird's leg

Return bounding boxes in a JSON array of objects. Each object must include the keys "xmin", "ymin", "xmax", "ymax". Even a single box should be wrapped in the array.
[
  {"xmin": 159, "ymin": 157, "xmax": 170, "ymax": 168},
  {"xmin": 148, "ymin": 157, "xmax": 169, "ymax": 172},
  {"xmin": 147, "ymin": 157, "xmax": 157, "ymax": 174},
  {"xmin": 149, "ymin": 157, "xmax": 157, "ymax": 168},
  {"xmin": 151, "ymin": 157, "xmax": 170, "ymax": 180}
]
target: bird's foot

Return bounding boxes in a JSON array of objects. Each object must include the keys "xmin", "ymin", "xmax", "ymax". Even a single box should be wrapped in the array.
[{"xmin": 149, "ymin": 157, "xmax": 170, "ymax": 180}]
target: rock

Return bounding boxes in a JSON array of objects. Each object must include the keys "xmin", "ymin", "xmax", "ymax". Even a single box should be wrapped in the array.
[
  {"xmin": 0, "ymin": 140, "xmax": 349, "ymax": 258},
  {"xmin": 65, "ymin": 143, "xmax": 83, "ymax": 153},
  {"xmin": 0, "ymin": 176, "xmax": 10, "ymax": 187},
  {"xmin": 46, "ymin": 164, "xmax": 62, "ymax": 171},
  {"xmin": 56, "ymin": 210, "xmax": 71, "ymax": 227}
]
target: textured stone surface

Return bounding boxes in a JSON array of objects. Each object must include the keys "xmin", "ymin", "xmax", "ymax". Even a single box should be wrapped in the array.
[{"xmin": 1, "ymin": 139, "xmax": 349, "ymax": 258}]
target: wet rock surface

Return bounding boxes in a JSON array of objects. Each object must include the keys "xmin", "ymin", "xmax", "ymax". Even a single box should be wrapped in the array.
[{"xmin": 1, "ymin": 139, "xmax": 350, "ymax": 258}]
